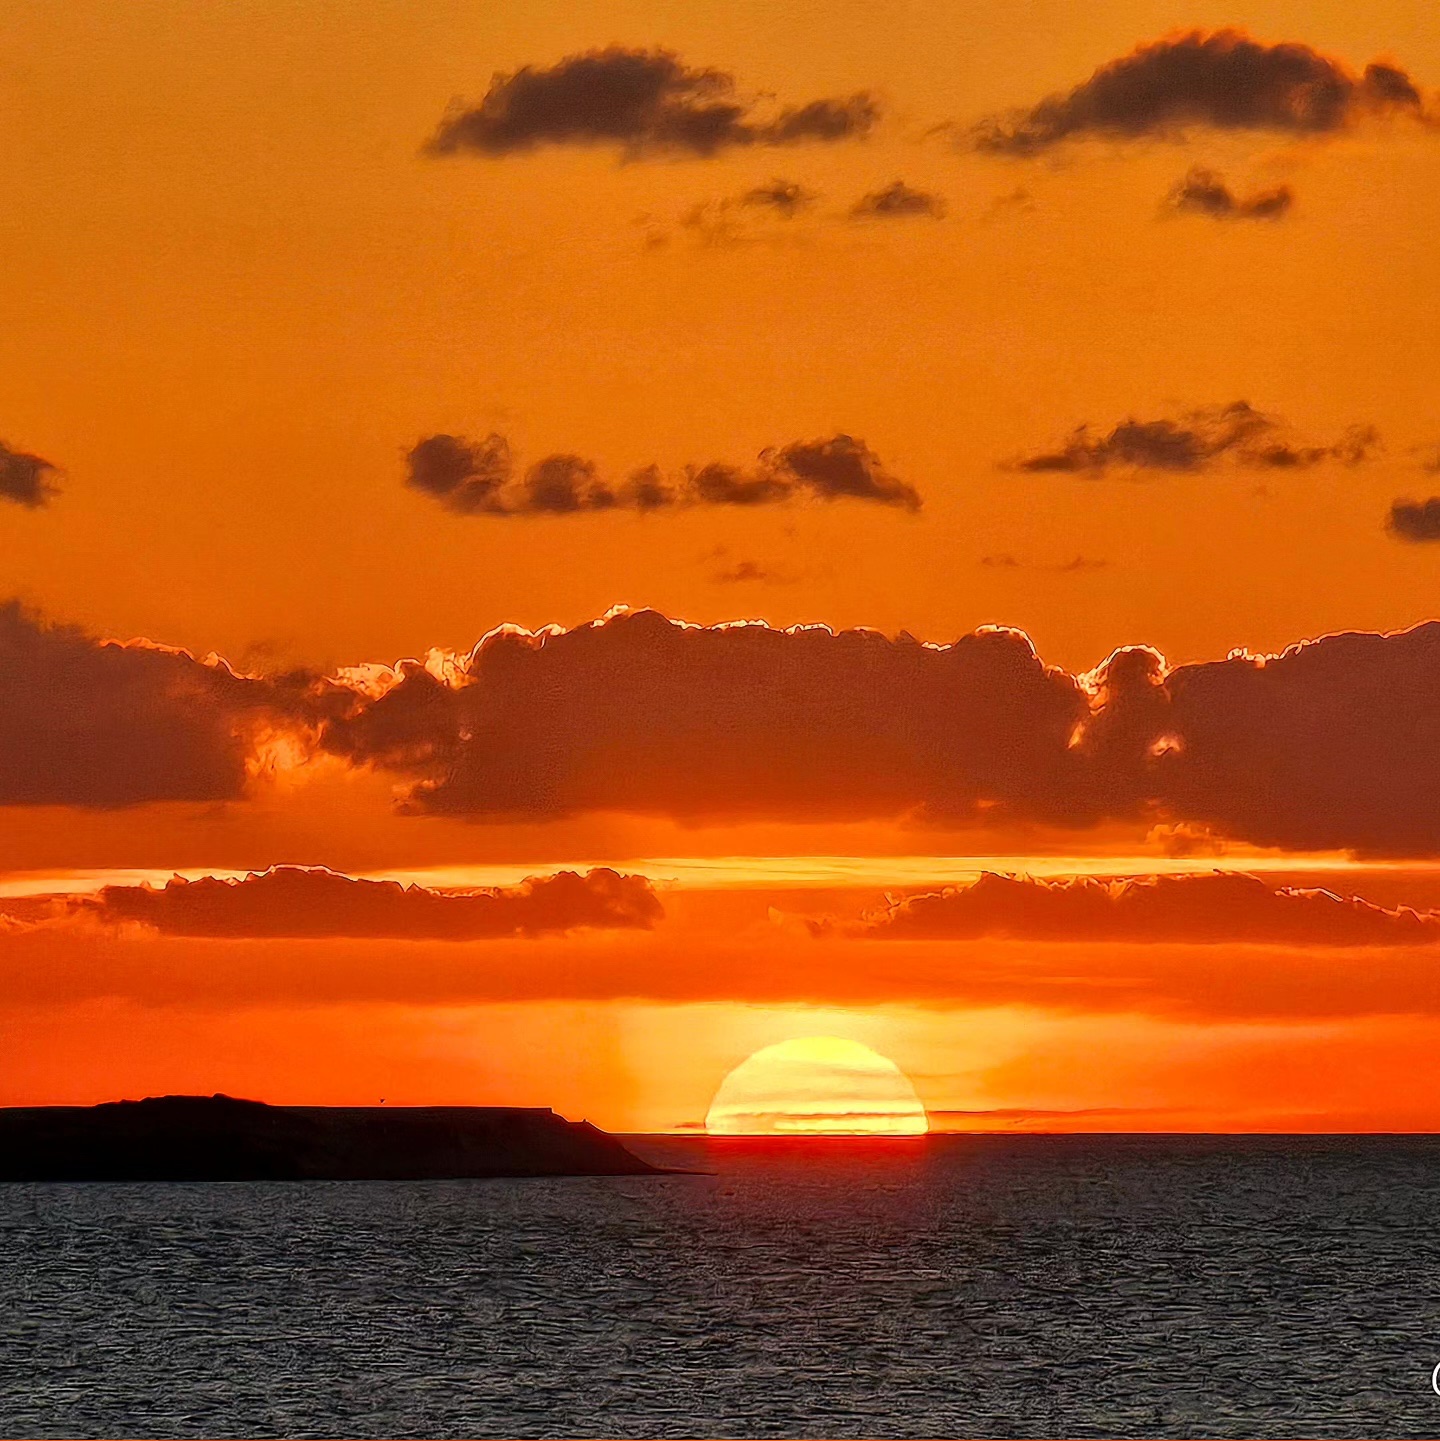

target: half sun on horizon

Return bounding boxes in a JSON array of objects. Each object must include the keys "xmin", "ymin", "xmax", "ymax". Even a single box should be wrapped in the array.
[{"xmin": 705, "ymin": 1037, "xmax": 930, "ymax": 1136}]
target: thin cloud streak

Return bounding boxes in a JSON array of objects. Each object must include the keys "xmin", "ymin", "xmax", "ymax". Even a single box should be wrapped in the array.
[{"xmin": 1010, "ymin": 402, "xmax": 1378, "ymax": 475}]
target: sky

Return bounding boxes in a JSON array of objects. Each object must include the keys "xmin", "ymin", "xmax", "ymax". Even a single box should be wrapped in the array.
[{"xmin": 4, "ymin": 0, "xmax": 1440, "ymax": 1131}]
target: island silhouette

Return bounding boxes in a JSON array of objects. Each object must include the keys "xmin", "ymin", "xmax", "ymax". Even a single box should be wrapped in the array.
[{"xmin": 0, "ymin": 1094, "xmax": 660, "ymax": 1181}]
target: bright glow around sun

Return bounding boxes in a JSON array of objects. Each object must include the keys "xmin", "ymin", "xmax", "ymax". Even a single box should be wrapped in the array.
[{"xmin": 704, "ymin": 1036, "xmax": 929, "ymax": 1135}]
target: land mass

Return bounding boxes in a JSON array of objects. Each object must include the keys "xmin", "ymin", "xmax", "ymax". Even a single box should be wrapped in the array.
[{"xmin": 0, "ymin": 1094, "xmax": 661, "ymax": 1181}]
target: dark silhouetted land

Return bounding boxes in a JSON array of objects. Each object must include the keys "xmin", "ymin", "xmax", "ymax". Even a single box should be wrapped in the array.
[{"xmin": 0, "ymin": 1094, "xmax": 660, "ymax": 1181}]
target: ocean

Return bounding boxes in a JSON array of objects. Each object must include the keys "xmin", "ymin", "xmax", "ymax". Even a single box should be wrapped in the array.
[{"xmin": 1, "ymin": 1135, "xmax": 1438, "ymax": 1439}]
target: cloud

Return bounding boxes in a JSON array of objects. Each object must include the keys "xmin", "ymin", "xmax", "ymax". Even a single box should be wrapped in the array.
[
  {"xmin": 711, "ymin": 559, "xmax": 794, "ymax": 585},
  {"xmin": 17, "ymin": 598, "xmax": 1440, "ymax": 858},
  {"xmin": 426, "ymin": 47, "xmax": 879, "ymax": 158},
  {"xmin": 740, "ymin": 178, "xmax": 816, "ymax": 216},
  {"xmin": 0, "ymin": 440, "xmax": 59, "ymax": 508},
  {"xmin": 974, "ymin": 29, "xmax": 1428, "ymax": 155},
  {"xmin": 315, "ymin": 611, "xmax": 1440, "ymax": 856},
  {"xmin": 1166, "ymin": 167, "xmax": 1293, "ymax": 220},
  {"xmin": 1011, "ymin": 401, "xmax": 1378, "ymax": 474},
  {"xmin": 404, "ymin": 433, "xmax": 920, "ymax": 514},
  {"xmin": 926, "ymin": 1107, "xmax": 1189, "ymax": 1132},
  {"xmin": 1388, "ymin": 498, "xmax": 1440, "ymax": 542},
  {"xmin": 1135, "ymin": 623, "xmax": 1440, "ymax": 854},
  {"xmin": 74, "ymin": 866, "xmax": 661, "ymax": 939},
  {"xmin": 828, "ymin": 871, "xmax": 1440, "ymax": 945},
  {"xmin": 850, "ymin": 181, "xmax": 946, "ymax": 220},
  {"xmin": 0, "ymin": 602, "xmax": 325, "ymax": 808},
  {"xmin": 669, "ymin": 179, "xmax": 818, "ymax": 247},
  {"xmin": 404, "ymin": 433, "xmax": 512, "ymax": 514},
  {"xmin": 320, "ymin": 608, "xmax": 1095, "ymax": 825},
  {"xmin": 979, "ymin": 554, "xmax": 1108, "ymax": 573},
  {"xmin": 8, "ymin": 895, "xmax": 1440, "ymax": 1019}
]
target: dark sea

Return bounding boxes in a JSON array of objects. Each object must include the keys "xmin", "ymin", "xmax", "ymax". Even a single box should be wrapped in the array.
[{"xmin": 2, "ymin": 1135, "xmax": 1439, "ymax": 1439}]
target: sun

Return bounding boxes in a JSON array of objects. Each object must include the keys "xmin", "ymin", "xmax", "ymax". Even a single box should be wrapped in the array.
[{"xmin": 704, "ymin": 1036, "xmax": 929, "ymax": 1136}]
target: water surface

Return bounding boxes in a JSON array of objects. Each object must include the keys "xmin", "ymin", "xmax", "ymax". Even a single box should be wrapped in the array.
[{"xmin": 2, "ymin": 1135, "xmax": 1438, "ymax": 1438}]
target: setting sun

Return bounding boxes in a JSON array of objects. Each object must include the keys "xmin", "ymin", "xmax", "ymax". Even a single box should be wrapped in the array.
[{"xmin": 704, "ymin": 1036, "xmax": 929, "ymax": 1136}]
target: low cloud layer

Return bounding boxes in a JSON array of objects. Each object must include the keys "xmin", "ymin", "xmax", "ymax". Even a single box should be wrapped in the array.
[
  {"xmin": 974, "ymin": 30, "xmax": 1427, "ymax": 155},
  {"xmin": 1167, "ymin": 167, "xmax": 1293, "ymax": 221},
  {"xmin": 75, "ymin": 866, "xmax": 661, "ymax": 939},
  {"xmin": 827, "ymin": 871, "xmax": 1440, "ymax": 945},
  {"xmin": 0, "ymin": 440, "xmax": 58, "ymax": 508},
  {"xmin": 1011, "ymin": 402, "xmax": 1378, "ymax": 475},
  {"xmin": 405, "ymin": 433, "xmax": 920, "ymax": 514},
  {"xmin": 426, "ymin": 47, "xmax": 879, "ymax": 158},
  {"xmin": 6, "ymin": 895, "xmax": 1440, "ymax": 1020},
  {"xmin": 850, "ymin": 181, "xmax": 946, "ymax": 220}
]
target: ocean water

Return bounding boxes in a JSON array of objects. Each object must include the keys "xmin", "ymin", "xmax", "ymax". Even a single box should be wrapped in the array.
[{"xmin": 2, "ymin": 1135, "xmax": 1439, "ymax": 1439}]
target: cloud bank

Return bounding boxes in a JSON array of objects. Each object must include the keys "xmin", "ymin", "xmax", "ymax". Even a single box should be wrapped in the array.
[
  {"xmin": 321, "ymin": 610, "xmax": 1091, "ymax": 825},
  {"xmin": 404, "ymin": 433, "xmax": 920, "ymax": 514},
  {"xmin": 427, "ymin": 48, "xmax": 879, "ymax": 158},
  {"xmin": 829, "ymin": 871, "xmax": 1440, "ymax": 945},
  {"xmin": 974, "ymin": 30, "xmax": 1427, "ymax": 155},
  {"xmin": 1011, "ymin": 402, "xmax": 1377, "ymax": 474},
  {"xmin": 13, "ymin": 601, "xmax": 1440, "ymax": 858},
  {"xmin": 319, "ymin": 611, "xmax": 1440, "ymax": 855},
  {"xmin": 77, "ymin": 866, "xmax": 661, "ymax": 939}
]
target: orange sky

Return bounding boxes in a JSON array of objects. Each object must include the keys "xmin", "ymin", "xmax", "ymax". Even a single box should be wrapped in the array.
[{"xmin": 3, "ymin": 0, "xmax": 1440, "ymax": 1130}]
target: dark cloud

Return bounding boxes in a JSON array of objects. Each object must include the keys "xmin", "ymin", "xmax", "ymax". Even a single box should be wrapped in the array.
[
  {"xmin": 520, "ymin": 454, "xmax": 616, "ymax": 513},
  {"xmin": 426, "ymin": 47, "xmax": 879, "ymax": 159},
  {"xmin": 320, "ymin": 609, "xmax": 1094, "ymax": 825},
  {"xmin": 17, "ymin": 597, "xmax": 1440, "ymax": 858},
  {"xmin": 404, "ymin": 433, "xmax": 512, "ymax": 514},
  {"xmin": 671, "ymin": 180, "xmax": 817, "ymax": 246},
  {"xmin": 974, "ymin": 30, "xmax": 1427, "ymax": 155},
  {"xmin": 0, "ymin": 603, "xmax": 327, "ymax": 808},
  {"xmin": 1012, "ymin": 402, "xmax": 1378, "ymax": 475},
  {"xmin": 711, "ymin": 559, "xmax": 792, "ymax": 585},
  {"xmin": 850, "ymin": 181, "xmax": 946, "ymax": 220},
  {"xmin": 315, "ymin": 611, "xmax": 1440, "ymax": 856},
  {"xmin": 77, "ymin": 866, "xmax": 661, "ymax": 939},
  {"xmin": 0, "ymin": 440, "xmax": 59, "ymax": 508},
  {"xmin": 1122, "ymin": 624, "xmax": 1440, "ymax": 855},
  {"xmin": 740, "ymin": 179, "xmax": 816, "ymax": 216},
  {"xmin": 762, "ymin": 435, "xmax": 920, "ymax": 507},
  {"xmin": 1167, "ymin": 167, "xmax": 1293, "ymax": 220},
  {"xmin": 405, "ymin": 433, "xmax": 919, "ymax": 514},
  {"xmin": 829, "ymin": 871, "xmax": 1440, "ymax": 945},
  {"xmin": 1388, "ymin": 498, "xmax": 1440, "ymax": 542},
  {"xmin": 980, "ymin": 554, "xmax": 1108, "ymax": 573}
]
